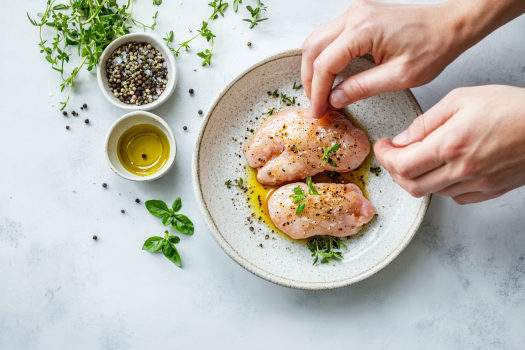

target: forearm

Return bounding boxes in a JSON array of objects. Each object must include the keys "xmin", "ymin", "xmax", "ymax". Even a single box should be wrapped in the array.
[{"xmin": 441, "ymin": 0, "xmax": 525, "ymax": 54}]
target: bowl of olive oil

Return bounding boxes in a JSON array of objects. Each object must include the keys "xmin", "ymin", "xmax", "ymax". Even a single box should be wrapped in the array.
[{"xmin": 105, "ymin": 111, "xmax": 176, "ymax": 181}]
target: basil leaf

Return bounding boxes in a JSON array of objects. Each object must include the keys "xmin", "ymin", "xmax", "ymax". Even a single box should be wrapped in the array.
[
  {"xmin": 171, "ymin": 214, "xmax": 194, "ymax": 235},
  {"xmin": 168, "ymin": 235, "xmax": 180, "ymax": 244},
  {"xmin": 162, "ymin": 242, "xmax": 181, "ymax": 267},
  {"xmin": 296, "ymin": 202, "xmax": 306, "ymax": 216},
  {"xmin": 293, "ymin": 195, "xmax": 305, "ymax": 203},
  {"xmin": 162, "ymin": 214, "xmax": 173, "ymax": 226},
  {"xmin": 172, "ymin": 197, "xmax": 182, "ymax": 212},
  {"xmin": 145, "ymin": 200, "xmax": 169, "ymax": 218},
  {"xmin": 142, "ymin": 236, "xmax": 165, "ymax": 252}
]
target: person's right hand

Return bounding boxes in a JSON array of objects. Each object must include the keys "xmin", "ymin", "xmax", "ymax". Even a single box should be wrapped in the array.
[{"xmin": 301, "ymin": 0, "xmax": 477, "ymax": 118}]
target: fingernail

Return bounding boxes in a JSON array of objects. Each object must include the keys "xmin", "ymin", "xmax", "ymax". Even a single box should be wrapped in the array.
[
  {"xmin": 330, "ymin": 90, "xmax": 349, "ymax": 109},
  {"xmin": 393, "ymin": 130, "xmax": 411, "ymax": 146}
]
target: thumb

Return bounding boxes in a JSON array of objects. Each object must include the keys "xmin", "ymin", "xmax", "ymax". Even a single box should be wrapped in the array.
[
  {"xmin": 392, "ymin": 93, "xmax": 458, "ymax": 147},
  {"xmin": 329, "ymin": 63, "xmax": 407, "ymax": 109}
]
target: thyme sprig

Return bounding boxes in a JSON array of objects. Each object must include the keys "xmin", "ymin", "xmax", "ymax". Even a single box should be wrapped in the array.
[
  {"xmin": 289, "ymin": 177, "xmax": 320, "ymax": 215},
  {"xmin": 243, "ymin": 0, "xmax": 268, "ymax": 29},
  {"xmin": 28, "ymin": 0, "xmax": 158, "ymax": 110},
  {"xmin": 322, "ymin": 142, "xmax": 340, "ymax": 167},
  {"xmin": 307, "ymin": 236, "xmax": 347, "ymax": 266}
]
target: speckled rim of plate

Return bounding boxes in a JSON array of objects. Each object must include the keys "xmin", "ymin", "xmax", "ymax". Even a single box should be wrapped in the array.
[{"xmin": 192, "ymin": 48, "xmax": 431, "ymax": 290}]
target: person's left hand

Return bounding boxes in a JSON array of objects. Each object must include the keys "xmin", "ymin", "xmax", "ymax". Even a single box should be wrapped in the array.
[{"xmin": 374, "ymin": 85, "xmax": 525, "ymax": 205}]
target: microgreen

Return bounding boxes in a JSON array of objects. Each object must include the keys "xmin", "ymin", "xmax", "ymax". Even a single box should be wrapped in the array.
[
  {"xmin": 289, "ymin": 176, "xmax": 320, "ymax": 215},
  {"xmin": 28, "ymin": 0, "xmax": 158, "ymax": 110},
  {"xmin": 238, "ymin": 178, "xmax": 244, "ymax": 186},
  {"xmin": 370, "ymin": 167, "xmax": 382, "ymax": 175},
  {"xmin": 153, "ymin": 0, "xmax": 162, "ymax": 5},
  {"xmin": 243, "ymin": 0, "xmax": 268, "ymax": 29},
  {"xmin": 307, "ymin": 236, "xmax": 347, "ymax": 266},
  {"xmin": 269, "ymin": 89, "xmax": 279, "ymax": 98},
  {"xmin": 233, "ymin": 0, "xmax": 242, "ymax": 12},
  {"xmin": 267, "ymin": 108, "xmax": 274, "ymax": 116},
  {"xmin": 292, "ymin": 82, "xmax": 303, "ymax": 90},
  {"xmin": 142, "ymin": 230, "xmax": 182, "ymax": 267},
  {"xmin": 281, "ymin": 93, "xmax": 295, "ymax": 105},
  {"xmin": 225, "ymin": 179, "xmax": 232, "ymax": 188},
  {"xmin": 322, "ymin": 142, "xmax": 341, "ymax": 167},
  {"xmin": 145, "ymin": 198, "xmax": 194, "ymax": 235}
]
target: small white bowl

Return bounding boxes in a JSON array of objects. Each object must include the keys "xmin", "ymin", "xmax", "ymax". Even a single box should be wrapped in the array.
[
  {"xmin": 97, "ymin": 33, "xmax": 177, "ymax": 111},
  {"xmin": 105, "ymin": 111, "xmax": 177, "ymax": 181}
]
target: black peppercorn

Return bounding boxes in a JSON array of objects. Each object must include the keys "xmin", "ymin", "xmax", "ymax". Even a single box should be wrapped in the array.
[
  {"xmin": 83, "ymin": 103, "xmax": 87, "ymax": 108},
  {"xmin": 62, "ymin": 111, "xmax": 67, "ymax": 116},
  {"xmin": 72, "ymin": 111, "xmax": 76, "ymax": 115},
  {"xmin": 183, "ymin": 126, "xmax": 187, "ymax": 130},
  {"xmin": 249, "ymin": 227, "xmax": 254, "ymax": 231},
  {"xmin": 102, "ymin": 183, "xmax": 107, "ymax": 188},
  {"xmin": 85, "ymin": 119, "xmax": 89, "ymax": 124},
  {"xmin": 189, "ymin": 88, "xmax": 194, "ymax": 94},
  {"xmin": 93, "ymin": 235, "xmax": 98, "ymax": 240},
  {"xmin": 121, "ymin": 210, "xmax": 125, "ymax": 213},
  {"xmin": 198, "ymin": 110, "xmax": 203, "ymax": 115},
  {"xmin": 135, "ymin": 198, "xmax": 140, "ymax": 203},
  {"xmin": 66, "ymin": 126, "xmax": 69, "ymax": 130},
  {"xmin": 142, "ymin": 154, "xmax": 146, "ymax": 158},
  {"xmin": 247, "ymin": 42, "xmax": 252, "ymax": 47},
  {"xmin": 81, "ymin": 107, "xmax": 84, "ymax": 110}
]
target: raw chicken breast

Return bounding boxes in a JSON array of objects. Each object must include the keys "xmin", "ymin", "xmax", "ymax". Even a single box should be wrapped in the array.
[
  {"xmin": 244, "ymin": 109, "xmax": 370, "ymax": 185},
  {"xmin": 268, "ymin": 182, "xmax": 376, "ymax": 239}
]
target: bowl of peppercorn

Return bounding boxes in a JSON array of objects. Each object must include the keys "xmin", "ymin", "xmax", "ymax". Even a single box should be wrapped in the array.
[{"xmin": 97, "ymin": 33, "xmax": 177, "ymax": 111}]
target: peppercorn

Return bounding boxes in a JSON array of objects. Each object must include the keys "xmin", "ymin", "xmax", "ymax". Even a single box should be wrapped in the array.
[
  {"xmin": 135, "ymin": 198, "xmax": 140, "ymax": 203},
  {"xmin": 121, "ymin": 210, "xmax": 125, "ymax": 213},
  {"xmin": 83, "ymin": 103, "xmax": 87, "ymax": 108},
  {"xmin": 189, "ymin": 89, "xmax": 194, "ymax": 94},
  {"xmin": 62, "ymin": 111, "xmax": 67, "ymax": 116},
  {"xmin": 142, "ymin": 154, "xmax": 146, "ymax": 158},
  {"xmin": 247, "ymin": 42, "xmax": 252, "ymax": 47},
  {"xmin": 66, "ymin": 126, "xmax": 69, "ymax": 130},
  {"xmin": 183, "ymin": 126, "xmax": 187, "ymax": 130},
  {"xmin": 85, "ymin": 119, "xmax": 89, "ymax": 124},
  {"xmin": 72, "ymin": 111, "xmax": 76, "ymax": 115},
  {"xmin": 102, "ymin": 183, "xmax": 107, "ymax": 188},
  {"xmin": 93, "ymin": 235, "xmax": 98, "ymax": 240},
  {"xmin": 249, "ymin": 227, "xmax": 254, "ymax": 231},
  {"xmin": 198, "ymin": 110, "xmax": 203, "ymax": 115},
  {"xmin": 259, "ymin": 244, "xmax": 263, "ymax": 248},
  {"xmin": 81, "ymin": 107, "xmax": 83, "ymax": 110}
]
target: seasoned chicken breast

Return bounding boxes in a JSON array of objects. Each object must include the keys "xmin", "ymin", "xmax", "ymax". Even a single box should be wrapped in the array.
[
  {"xmin": 244, "ymin": 109, "xmax": 370, "ymax": 185},
  {"xmin": 268, "ymin": 182, "xmax": 376, "ymax": 239}
]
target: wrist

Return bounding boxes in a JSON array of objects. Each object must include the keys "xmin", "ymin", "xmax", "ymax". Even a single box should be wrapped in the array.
[{"xmin": 438, "ymin": 0, "xmax": 525, "ymax": 54}]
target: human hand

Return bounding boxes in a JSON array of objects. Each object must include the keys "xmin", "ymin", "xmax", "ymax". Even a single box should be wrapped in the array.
[
  {"xmin": 374, "ymin": 85, "xmax": 525, "ymax": 205},
  {"xmin": 301, "ymin": 0, "xmax": 525, "ymax": 118}
]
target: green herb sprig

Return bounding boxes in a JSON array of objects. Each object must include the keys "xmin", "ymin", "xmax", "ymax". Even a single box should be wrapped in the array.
[
  {"xmin": 233, "ymin": 0, "xmax": 242, "ymax": 11},
  {"xmin": 322, "ymin": 142, "xmax": 341, "ymax": 167},
  {"xmin": 153, "ymin": 0, "xmax": 162, "ymax": 5},
  {"xmin": 28, "ymin": 0, "xmax": 158, "ymax": 110},
  {"xmin": 145, "ymin": 198, "xmax": 194, "ymax": 235},
  {"xmin": 281, "ymin": 93, "xmax": 295, "ymax": 105},
  {"xmin": 243, "ymin": 0, "xmax": 268, "ymax": 29},
  {"xmin": 370, "ymin": 167, "xmax": 382, "ymax": 175},
  {"xmin": 289, "ymin": 177, "xmax": 320, "ymax": 215},
  {"xmin": 307, "ymin": 236, "xmax": 347, "ymax": 266},
  {"xmin": 292, "ymin": 82, "xmax": 303, "ymax": 90},
  {"xmin": 267, "ymin": 108, "xmax": 274, "ymax": 116},
  {"xmin": 142, "ymin": 230, "xmax": 182, "ymax": 266},
  {"xmin": 169, "ymin": 0, "xmax": 227, "ymax": 66}
]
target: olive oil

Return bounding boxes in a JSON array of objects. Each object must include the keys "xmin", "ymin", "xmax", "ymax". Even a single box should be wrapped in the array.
[
  {"xmin": 244, "ymin": 112, "xmax": 373, "ymax": 242},
  {"xmin": 117, "ymin": 124, "xmax": 170, "ymax": 176}
]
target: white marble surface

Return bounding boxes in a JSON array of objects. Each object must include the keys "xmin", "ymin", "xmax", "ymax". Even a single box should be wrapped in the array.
[{"xmin": 1, "ymin": 1, "xmax": 525, "ymax": 348}]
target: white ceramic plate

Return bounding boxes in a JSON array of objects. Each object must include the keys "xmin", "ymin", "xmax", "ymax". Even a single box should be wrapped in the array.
[{"xmin": 193, "ymin": 49, "xmax": 430, "ymax": 290}]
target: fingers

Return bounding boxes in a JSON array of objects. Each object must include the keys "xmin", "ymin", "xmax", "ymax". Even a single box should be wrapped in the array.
[
  {"xmin": 392, "ymin": 90, "xmax": 460, "ymax": 147},
  {"xmin": 328, "ymin": 63, "xmax": 408, "ymax": 110},
  {"xmin": 301, "ymin": 16, "xmax": 346, "ymax": 101},
  {"xmin": 452, "ymin": 192, "xmax": 500, "ymax": 205},
  {"xmin": 387, "ymin": 163, "xmax": 459, "ymax": 197},
  {"xmin": 374, "ymin": 134, "xmax": 445, "ymax": 180}
]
